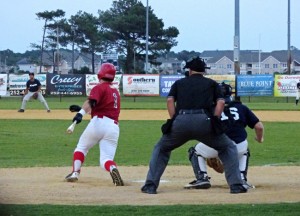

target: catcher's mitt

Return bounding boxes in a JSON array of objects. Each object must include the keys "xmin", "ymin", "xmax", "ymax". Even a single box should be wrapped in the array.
[
  {"xmin": 69, "ymin": 104, "xmax": 81, "ymax": 112},
  {"xmin": 32, "ymin": 92, "xmax": 38, "ymax": 100},
  {"xmin": 207, "ymin": 158, "xmax": 224, "ymax": 174}
]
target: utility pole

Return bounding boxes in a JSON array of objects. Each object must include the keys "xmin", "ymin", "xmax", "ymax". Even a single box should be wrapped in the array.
[
  {"xmin": 259, "ymin": 34, "xmax": 261, "ymax": 74},
  {"xmin": 234, "ymin": 0, "xmax": 240, "ymax": 75},
  {"xmin": 56, "ymin": 26, "xmax": 60, "ymax": 74},
  {"xmin": 145, "ymin": 0, "xmax": 149, "ymax": 73},
  {"xmin": 71, "ymin": 26, "xmax": 75, "ymax": 74}
]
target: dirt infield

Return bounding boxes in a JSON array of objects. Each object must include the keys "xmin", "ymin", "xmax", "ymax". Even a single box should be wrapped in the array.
[
  {"xmin": 0, "ymin": 110, "xmax": 299, "ymax": 205},
  {"xmin": 1, "ymin": 109, "xmax": 300, "ymax": 121}
]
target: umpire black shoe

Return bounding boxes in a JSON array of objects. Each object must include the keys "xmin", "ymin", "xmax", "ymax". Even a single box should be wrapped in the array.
[
  {"xmin": 141, "ymin": 184, "xmax": 157, "ymax": 194},
  {"xmin": 18, "ymin": 109, "xmax": 24, "ymax": 112},
  {"xmin": 230, "ymin": 184, "xmax": 248, "ymax": 194}
]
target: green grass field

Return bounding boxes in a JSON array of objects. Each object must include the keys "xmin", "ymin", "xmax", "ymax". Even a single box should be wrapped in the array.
[
  {"xmin": 0, "ymin": 120, "xmax": 299, "ymax": 168},
  {"xmin": 0, "ymin": 95, "xmax": 299, "ymax": 110},
  {"xmin": 0, "ymin": 96, "xmax": 299, "ymax": 216}
]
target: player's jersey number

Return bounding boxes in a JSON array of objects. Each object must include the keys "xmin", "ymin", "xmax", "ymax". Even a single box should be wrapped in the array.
[{"xmin": 220, "ymin": 107, "xmax": 240, "ymax": 121}]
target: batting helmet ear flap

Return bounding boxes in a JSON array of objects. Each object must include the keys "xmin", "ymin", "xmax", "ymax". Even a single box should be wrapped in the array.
[{"xmin": 98, "ymin": 63, "xmax": 116, "ymax": 81}]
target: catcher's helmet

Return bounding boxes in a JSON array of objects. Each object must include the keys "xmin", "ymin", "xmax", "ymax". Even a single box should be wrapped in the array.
[
  {"xmin": 183, "ymin": 56, "xmax": 210, "ymax": 72},
  {"xmin": 98, "ymin": 63, "xmax": 116, "ymax": 81},
  {"xmin": 220, "ymin": 82, "xmax": 233, "ymax": 104}
]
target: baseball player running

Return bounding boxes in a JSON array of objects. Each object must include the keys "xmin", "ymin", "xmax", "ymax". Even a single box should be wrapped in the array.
[
  {"xmin": 65, "ymin": 63, "xmax": 124, "ymax": 186},
  {"xmin": 185, "ymin": 82, "xmax": 264, "ymax": 189},
  {"xmin": 18, "ymin": 72, "xmax": 50, "ymax": 113}
]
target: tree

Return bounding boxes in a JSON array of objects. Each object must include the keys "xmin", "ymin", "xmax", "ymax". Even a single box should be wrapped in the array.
[
  {"xmin": 99, "ymin": 0, "xmax": 179, "ymax": 74},
  {"xmin": 36, "ymin": 10, "xmax": 65, "ymax": 73},
  {"xmin": 69, "ymin": 11, "xmax": 107, "ymax": 73}
]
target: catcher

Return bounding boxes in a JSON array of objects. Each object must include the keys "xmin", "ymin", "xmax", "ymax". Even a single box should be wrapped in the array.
[
  {"xmin": 185, "ymin": 83, "xmax": 264, "ymax": 190},
  {"xmin": 18, "ymin": 72, "xmax": 50, "ymax": 113}
]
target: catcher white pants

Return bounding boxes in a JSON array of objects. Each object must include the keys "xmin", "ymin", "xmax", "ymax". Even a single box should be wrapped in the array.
[
  {"xmin": 195, "ymin": 140, "xmax": 248, "ymax": 158},
  {"xmin": 195, "ymin": 140, "xmax": 248, "ymax": 174},
  {"xmin": 74, "ymin": 116, "xmax": 120, "ymax": 170},
  {"xmin": 21, "ymin": 91, "xmax": 50, "ymax": 110}
]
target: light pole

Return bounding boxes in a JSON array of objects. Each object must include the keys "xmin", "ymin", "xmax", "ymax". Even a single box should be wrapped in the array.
[
  {"xmin": 234, "ymin": 0, "xmax": 240, "ymax": 75},
  {"xmin": 287, "ymin": 0, "xmax": 291, "ymax": 74},
  {"xmin": 258, "ymin": 34, "xmax": 261, "ymax": 74},
  {"xmin": 145, "ymin": 0, "xmax": 149, "ymax": 73}
]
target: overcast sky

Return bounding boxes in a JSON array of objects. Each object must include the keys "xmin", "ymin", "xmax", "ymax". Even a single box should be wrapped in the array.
[{"xmin": 0, "ymin": 0, "xmax": 299, "ymax": 54}]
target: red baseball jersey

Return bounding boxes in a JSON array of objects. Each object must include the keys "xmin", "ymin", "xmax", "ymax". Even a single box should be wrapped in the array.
[{"xmin": 89, "ymin": 82, "xmax": 120, "ymax": 122}]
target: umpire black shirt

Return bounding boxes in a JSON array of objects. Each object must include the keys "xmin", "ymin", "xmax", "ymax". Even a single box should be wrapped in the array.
[{"xmin": 168, "ymin": 74, "xmax": 223, "ymax": 114}]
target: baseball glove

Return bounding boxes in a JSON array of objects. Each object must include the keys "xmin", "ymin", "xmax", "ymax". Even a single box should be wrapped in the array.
[
  {"xmin": 207, "ymin": 158, "xmax": 224, "ymax": 174},
  {"xmin": 32, "ymin": 92, "xmax": 38, "ymax": 100},
  {"xmin": 69, "ymin": 104, "xmax": 81, "ymax": 112}
]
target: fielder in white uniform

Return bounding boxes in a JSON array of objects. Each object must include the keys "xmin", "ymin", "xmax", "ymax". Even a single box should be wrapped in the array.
[{"xmin": 65, "ymin": 63, "xmax": 124, "ymax": 186}]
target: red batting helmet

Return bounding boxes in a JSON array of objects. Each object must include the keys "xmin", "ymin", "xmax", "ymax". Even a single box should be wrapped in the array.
[{"xmin": 97, "ymin": 63, "xmax": 116, "ymax": 81}]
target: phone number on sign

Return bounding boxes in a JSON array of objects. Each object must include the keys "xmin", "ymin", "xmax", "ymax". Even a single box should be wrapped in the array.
[
  {"xmin": 50, "ymin": 92, "xmax": 83, "ymax": 95},
  {"xmin": 10, "ymin": 90, "xmax": 46, "ymax": 96}
]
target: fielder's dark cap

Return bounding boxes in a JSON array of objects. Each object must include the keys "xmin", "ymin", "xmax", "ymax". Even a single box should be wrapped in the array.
[
  {"xmin": 183, "ymin": 56, "xmax": 210, "ymax": 72},
  {"xmin": 29, "ymin": 72, "xmax": 34, "ymax": 76}
]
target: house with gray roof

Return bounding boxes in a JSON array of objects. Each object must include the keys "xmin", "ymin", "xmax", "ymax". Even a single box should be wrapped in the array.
[
  {"xmin": 202, "ymin": 49, "xmax": 300, "ymax": 75},
  {"xmin": 16, "ymin": 58, "xmax": 37, "ymax": 73},
  {"xmin": 23, "ymin": 49, "xmax": 103, "ymax": 74}
]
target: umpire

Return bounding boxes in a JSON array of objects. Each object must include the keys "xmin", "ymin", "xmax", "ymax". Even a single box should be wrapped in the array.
[{"xmin": 141, "ymin": 57, "xmax": 247, "ymax": 194}]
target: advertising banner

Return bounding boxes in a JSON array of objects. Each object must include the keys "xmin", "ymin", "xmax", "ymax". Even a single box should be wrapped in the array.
[
  {"xmin": 206, "ymin": 75, "xmax": 236, "ymax": 92},
  {"xmin": 274, "ymin": 75, "xmax": 300, "ymax": 97},
  {"xmin": 0, "ymin": 74, "xmax": 8, "ymax": 96},
  {"xmin": 9, "ymin": 74, "xmax": 47, "ymax": 96},
  {"xmin": 85, "ymin": 74, "xmax": 122, "ymax": 96},
  {"xmin": 122, "ymin": 74, "xmax": 160, "ymax": 96},
  {"xmin": 46, "ymin": 74, "xmax": 85, "ymax": 96},
  {"xmin": 237, "ymin": 75, "xmax": 274, "ymax": 96},
  {"xmin": 159, "ymin": 75, "xmax": 184, "ymax": 97}
]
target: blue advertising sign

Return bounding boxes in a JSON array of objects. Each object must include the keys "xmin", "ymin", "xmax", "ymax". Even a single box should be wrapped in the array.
[
  {"xmin": 237, "ymin": 75, "xmax": 274, "ymax": 96},
  {"xmin": 160, "ymin": 75, "xmax": 184, "ymax": 97}
]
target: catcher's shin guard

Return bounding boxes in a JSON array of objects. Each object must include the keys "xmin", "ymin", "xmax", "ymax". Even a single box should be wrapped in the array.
[
  {"xmin": 188, "ymin": 147, "xmax": 207, "ymax": 180},
  {"xmin": 240, "ymin": 148, "xmax": 250, "ymax": 181}
]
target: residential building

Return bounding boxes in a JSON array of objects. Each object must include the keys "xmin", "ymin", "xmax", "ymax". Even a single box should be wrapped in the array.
[{"xmin": 202, "ymin": 49, "xmax": 300, "ymax": 75}]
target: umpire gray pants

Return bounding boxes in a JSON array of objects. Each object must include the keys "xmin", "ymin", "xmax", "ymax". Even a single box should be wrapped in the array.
[{"xmin": 144, "ymin": 113, "xmax": 243, "ymax": 189}]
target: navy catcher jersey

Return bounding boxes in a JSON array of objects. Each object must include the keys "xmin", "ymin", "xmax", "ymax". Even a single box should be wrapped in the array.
[
  {"xmin": 26, "ymin": 79, "xmax": 41, "ymax": 92},
  {"xmin": 221, "ymin": 101, "xmax": 260, "ymax": 143}
]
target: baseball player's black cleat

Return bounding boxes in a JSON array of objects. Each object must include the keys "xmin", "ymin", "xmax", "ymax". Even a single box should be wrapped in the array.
[
  {"xmin": 141, "ymin": 184, "xmax": 157, "ymax": 194},
  {"xmin": 18, "ymin": 109, "xmax": 25, "ymax": 112},
  {"xmin": 184, "ymin": 176, "xmax": 211, "ymax": 189},
  {"xmin": 230, "ymin": 184, "xmax": 248, "ymax": 194},
  {"xmin": 110, "ymin": 168, "xmax": 124, "ymax": 186}
]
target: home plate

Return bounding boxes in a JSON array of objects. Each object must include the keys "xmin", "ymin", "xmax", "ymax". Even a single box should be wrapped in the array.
[{"xmin": 131, "ymin": 179, "xmax": 170, "ymax": 183}]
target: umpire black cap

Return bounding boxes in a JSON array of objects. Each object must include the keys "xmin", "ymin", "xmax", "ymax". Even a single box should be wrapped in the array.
[{"xmin": 183, "ymin": 56, "xmax": 210, "ymax": 72}]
